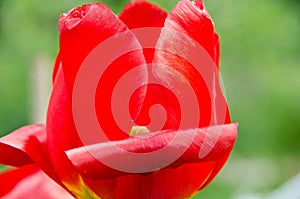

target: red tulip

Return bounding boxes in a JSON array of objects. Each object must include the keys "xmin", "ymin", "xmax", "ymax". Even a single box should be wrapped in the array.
[{"xmin": 0, "ymin": 0, "xmax": 238, "ymax": 198}]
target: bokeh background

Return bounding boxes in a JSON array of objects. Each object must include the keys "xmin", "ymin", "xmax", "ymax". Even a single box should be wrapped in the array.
[{"xmin": 0, "ymin": 0, "xmax": 299, "ymax": 198}]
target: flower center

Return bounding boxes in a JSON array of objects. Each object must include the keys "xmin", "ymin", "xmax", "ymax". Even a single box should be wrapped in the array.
[{"xmin": 129, "ymin": 125, "xmax": 150, "ymax": 136}]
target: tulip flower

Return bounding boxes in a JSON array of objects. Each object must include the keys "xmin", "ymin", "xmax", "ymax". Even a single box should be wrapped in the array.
[{"xmin": 0, "ymin": 0, "xmax": 238, "ymax": 198}]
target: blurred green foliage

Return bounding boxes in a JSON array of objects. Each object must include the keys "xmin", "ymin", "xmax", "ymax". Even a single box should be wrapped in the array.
[{"xmin": 0, "ymin": 0, "xmax": 299, "ymax": 198}]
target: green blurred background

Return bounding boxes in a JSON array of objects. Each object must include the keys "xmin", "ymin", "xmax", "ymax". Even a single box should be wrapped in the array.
[{"xmin": 0, "ymin": 0, "xmax": 299, "ymax": 198}]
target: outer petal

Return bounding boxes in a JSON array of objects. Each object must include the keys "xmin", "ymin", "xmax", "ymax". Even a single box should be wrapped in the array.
[
  {"xmin": 153, "ymin": 0, "xmax": 230, "ymax": 128},
  {"xmin": 52, "ymin": 51, "xmax": 61, "ymax": 83},
  {"xmin": 0, "ymin": 125, "xmax": 61, "ymax": 184},
  {"xmin": 0, "ymin": 125, "xmax": 44, "ymax": 167},
  {"xmin": 59, "ymin": 3, "xmax": 125, "ymax": 90},
  {"xmin": 214, "ymin": 32, "xmax": 221, "ymax": 67},
  {"xmin": 47, "ymin": 66, "xmax": 82, "ymax": 152},
  {"xmin": 162, "ymin": 0, "xmax": 216, "ymax": 60},
  {"xmin": 59, "ymin": 3, "xmax": 145, "ymax": 92},
  {"xmin": 148, "ymin": 0, "xmax": 232, "ymax": 197},
  {"xmin": 0, "ymin": 164, "xmax": 74, "ymax": 199},
  {"xmin": 66, "ymin": 123, "xmax": 238, "ymax": 198},
  {"xmin": 55, "ymin": 3, "xmax": 148, "ymax": 142},
  {"xmin": 47, "ymin": 65, "xmax": 132, "ymax": 198},
  {"xmin": 46, "ymin": 66, "xmax": 84, "ymax": 189},
  {"xmin": 67, "ymin": 123, "xmax": 237, "ymax": 180}
]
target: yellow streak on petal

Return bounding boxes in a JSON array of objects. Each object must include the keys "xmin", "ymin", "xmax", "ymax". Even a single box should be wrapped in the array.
[{"xmin": 63, "ymin": 175, "xmax": 101, "ymax": 199}]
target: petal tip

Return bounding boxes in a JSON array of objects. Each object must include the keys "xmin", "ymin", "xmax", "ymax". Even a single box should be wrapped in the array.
[{"xmin": 195, "ymin": 0, "xmax": 204, "ymax": 9}]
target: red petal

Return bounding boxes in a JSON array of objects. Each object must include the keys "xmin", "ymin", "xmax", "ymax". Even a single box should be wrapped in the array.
[
  {"xmin": 52, "ymin": 51, "xmax": 61, "ymax": 83},
  {"xmin": 67, "ymin": 123, "xmax": 237, "ymax": 179},
  {"xmin": 119, "ymin": 0, "xmax": 168, "ymax": 63},
  {"xmin": 47, "ymin": 66, "xmax": 82, "ymax": 151},
  {"xmin": 163, "ymin": 0, "xmax": 216, "ymax": 59},
  {"xmin": 198, "ymin": 148, "xmax": 232, "ymax": 190},
  {"xmin": 59, "ymin": 3, "xmax": 144, "ymax": 91},
  {"xmin": 46, "ymin": 66, "xmax": 84, "ymax": 186},
  {"xmin": 0, "ymin": 125, "xmax": 43, "ymax": 167},
  {"xmin": 57, "ymin": 3, "xmax": 148, "ymax": 142},
  {"xmin": 114, "ymin": 162, "xmax": 215, "ymax": 199},
  {"xmin": 214, "ymin": 33, "xmax": 221, "ymax": 67},
  {"xmin": 153, "ymin": 0, "xmax": 230, "ymax": 128},
  {"xmin": 119, "ymin": 0, "xmax": 167, "ymax": 29},
  {"xmin": 149, "ymin": 1, "xmax": 232, "ymax": 196},
  {"xmin": 66, "ymin": 123, "xmax": 237, "ymax": 198},
  {"xmin": 129, "ymin": 84, "xmax": 181, "ymax": 130},
  {"xmin": 59, "ymin": 3, "xmax": 124, "ymax": 90},
  {"xmin": 85, "ymin": 162, "xmax": 216, "ymax": 199},
  {"xmin": 0, "ymin": 164, "xmax": 74, "ymax": 199},
  {"xmin": 0, "ymin": 124, "xmax": 64, "ymax": 185},
  {"xmin": 195, "ymin": 0, "xmax": 204, "ymax": 10}
]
